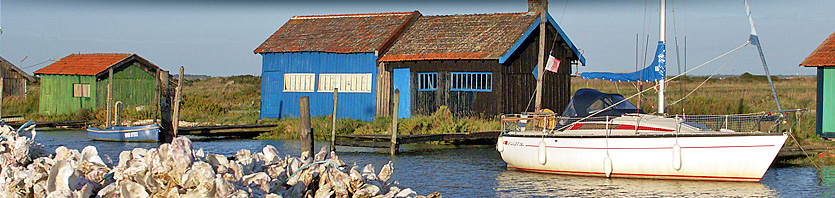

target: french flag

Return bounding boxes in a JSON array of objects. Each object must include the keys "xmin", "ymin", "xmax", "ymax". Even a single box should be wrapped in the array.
[{"xmin": 545, "ymin": 53, "xmax": 561, "ymax": 73}]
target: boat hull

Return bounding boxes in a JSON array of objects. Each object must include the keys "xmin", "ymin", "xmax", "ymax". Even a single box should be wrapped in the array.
[
  {"xmin": 498, "ymin": 133, "xmax": 787, "ymax": 182},
  {"xmin": 87, "ymin": 124, "xmax": 161, "ymax": 142}
]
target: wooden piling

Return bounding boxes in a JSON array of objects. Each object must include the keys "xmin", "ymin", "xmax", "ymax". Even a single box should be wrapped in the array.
[
  {"xmin": 153, "ymin": 69, "xmax": 160, "ymax": 125},
  {"xmin": 331, "ymin": 88, "xmax": 338, "ymax": 152},
  {"xmin": 300, "ymin": 97, "xmax": 314, "ymax": 158},
  {"xmin": 159, "ymin": 70, "xmax": 174, "ymax": 143},
  {"xmin": 172, "ymin": 66, "xmax": 184, "ymax": 137},
  {"xmin": 0, "ymin": 62, "xmax": 4, "ymax": 119},
  {"xmin": 391, "ymin": 89, "xmax": 399, "ymax": 155},
  {"xmin": 107, "ymin": 67, "xmax": 113, "ymax": 127}
]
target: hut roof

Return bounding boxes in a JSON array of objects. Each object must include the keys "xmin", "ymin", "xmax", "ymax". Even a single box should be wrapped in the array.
[
  {"xmin": 254, "ymin": 11, "xmax": 420, "ymax": 54},
  {"xmin": 379, "ymin": 12, "xmax": 539, "ymax": 62},
  {"xmin": 0, "ymin": 56, "xmax": 35, "ymax": 82},
  {"xmin": 34, "ymin": 53, "xmax": 160, "ymax": 77},
  {"xmin": 800, "ymin": 32, "xmax": 835, "ymax": 67}
]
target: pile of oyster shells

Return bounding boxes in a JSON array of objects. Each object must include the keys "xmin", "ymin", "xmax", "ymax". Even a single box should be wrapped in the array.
[{"xmin": 0, "ymin": 124, "xmax": 440, "ymax": 198}]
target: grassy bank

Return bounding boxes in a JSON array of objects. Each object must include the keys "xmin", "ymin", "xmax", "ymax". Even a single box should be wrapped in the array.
[{"xmin": 255, "ymin": 106, "xmax": 501, "ymax": 141}]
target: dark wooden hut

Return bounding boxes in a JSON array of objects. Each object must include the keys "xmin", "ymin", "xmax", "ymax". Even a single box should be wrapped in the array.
[
  {"xmin": 378, "ymin": 10, "xmax": 585, "ymax": 117},
  {"xmin": 0, "ymin": 56, "xmax": 36, "ymax": 98}
]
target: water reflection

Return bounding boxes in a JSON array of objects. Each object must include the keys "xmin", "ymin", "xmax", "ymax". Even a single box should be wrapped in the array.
[
  {"xmin": 495, "ymin": 170, "xmax": 775, "ymax": 197},
  {"xmin": 820, "ymin": 167, "xmax": 835, "ymax": 197}
]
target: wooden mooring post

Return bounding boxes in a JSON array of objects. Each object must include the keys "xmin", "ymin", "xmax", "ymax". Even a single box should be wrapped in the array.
[
  {"xmin": 159, "ymin": 70, "xmax": 174, "ymax": 143},
  {"xmin": 300, "ymin": 97, "xmax": 314, "ymax": 158},
  {"xmin": 106, "ymin": 67, "xmax": 114, "ymax": 127},
  {"xmin": 391, "ymin": 89, "xmax": 399, "ymax": 155},
  {"xmin": 172, "ymin": 66, "xmax": 184, "ymax": 136},
  {"xmin": 330, "ymin": 88, "xmax": 338, "ymax": 152}
]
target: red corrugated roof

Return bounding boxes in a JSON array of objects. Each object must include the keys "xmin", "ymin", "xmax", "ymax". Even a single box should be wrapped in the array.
[
  {"xmin": 800, "ymin": 32, "xmax": 835, "ymax": 67},
  {"xmin": 34, "ymin": 53, "xmax": 132, "ymax": 76},
  {"xmin": 379, "ymin": 12, "xmax": 538, "ymax": 62},
  {"xmin": 254, "ymin": 11, "xmax": 418, "ymax": 54}
]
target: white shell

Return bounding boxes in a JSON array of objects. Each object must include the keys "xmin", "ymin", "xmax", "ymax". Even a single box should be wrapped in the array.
[{"xmin": 46, "ymin": 160, "xmax": 73, "ymax": 193}]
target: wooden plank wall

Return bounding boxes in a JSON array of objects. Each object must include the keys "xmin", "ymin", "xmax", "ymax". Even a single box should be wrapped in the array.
[
  {"xmin": 38, "ymin": 75, "xmax": 98, "ymax": 115},
  {"xmin": 95, "ymin": 63, "xmax": 157, "ymax": 109},
  {"xmin": 502, "ymin": 22, "xmax": 572, "ymax": 114},
  {"xmin": 388, "ymin": 60, "xmax": 500, "ymax": 117},
  {"xmin": 376, "ymin": 62, "xmax": 391, "ymax": 117},
  {"xmin": 0, "ymin": 64, "xmax": 31, "ymax": 97}
]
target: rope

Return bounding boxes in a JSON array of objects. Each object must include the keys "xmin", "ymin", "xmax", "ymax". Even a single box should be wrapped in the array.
[{"xmin": 788, "ymin": 132, "xmax": 835, "ymax": 179}]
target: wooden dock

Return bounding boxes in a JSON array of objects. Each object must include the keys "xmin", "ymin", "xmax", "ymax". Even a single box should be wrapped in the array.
[
  {"xmin": 178, "ymin": 124, "xmax": 277, "ymax": 137},
  {"xmin": 9, "ymin": 120, "xmax": 93, "ymax": 129},
  {"xmin": 335, "ymin": 131, "xmax": 500, "ymax": 148}
]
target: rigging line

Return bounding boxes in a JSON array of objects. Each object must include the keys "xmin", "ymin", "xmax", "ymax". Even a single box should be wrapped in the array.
[
  {"xmin": 665, "ymin": 42, "xmax": 748, "ymax": 82},
  {"xmin": 558, "ymin": 0, "xmax": 568, "ymax": 23},
  {"xmin": 580, "ymin": 2, "xmax": 593, "ymax": 52},
  {"xmin": 666, "ymin": 42, "xmax": 749, "ymax": 107},
  {"xmin": 682, "ymin": 37, "xmax": 687, "ymax": 114},
  {"xmin": 524, "ymin": 84, "xmax": 536, "ymax": 113},
  {"xmin": 21, "ymin": 59, "xmax": 56, "ymax": 69},
  {"xmin": 671, "ymin": 0, "xmax": 685, "ymax": 113},
  {"xmin": 639, "ymin": 34, "xmax": 651, "ymax": 110}
]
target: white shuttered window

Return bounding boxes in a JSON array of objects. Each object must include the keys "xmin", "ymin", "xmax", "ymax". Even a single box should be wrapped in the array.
[
  {"xmin": 283, "ymin": 73, "xmax": 315, "ymax": 92},
  {"xmin": 318, "ymin": 73, "xmax": 372, "ymax": 93}
]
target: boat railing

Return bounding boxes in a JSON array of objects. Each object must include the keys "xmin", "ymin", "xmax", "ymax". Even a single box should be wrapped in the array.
[
  {"xmin": 501, "ymin": 109, "xmax": 805, "ymax": 134},
  {"xmin": 501, "ymin": 113, "xmax": 586, "ymax": 133},
  {"xmin": 670, "ymin": 109, "xmax": 806, "ymax": 133}
]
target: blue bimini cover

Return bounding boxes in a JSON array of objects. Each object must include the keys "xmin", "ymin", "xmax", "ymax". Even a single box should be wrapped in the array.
[
  {"xmin": 581, "ymin": 41, "xmax": 666, "ymax": 82},
  {"xmin": 561, "ymin": 88, "xmax": 644, "ymax": 118}
]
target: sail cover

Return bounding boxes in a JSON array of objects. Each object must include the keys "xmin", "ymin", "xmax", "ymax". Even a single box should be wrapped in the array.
[{"xmin": 580, "ymin": 41, "xmax": 666, "ymax": 82}]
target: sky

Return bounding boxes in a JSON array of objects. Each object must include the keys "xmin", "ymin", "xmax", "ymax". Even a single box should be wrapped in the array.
[{"xmin": 0, "ymin": 0, "xmax": 832, "ymax": 77}]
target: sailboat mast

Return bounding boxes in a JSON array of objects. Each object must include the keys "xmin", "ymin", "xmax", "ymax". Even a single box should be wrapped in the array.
[
  {"xmin": 534, "ymin": 0, "xmax": 547, "ymax": 112},
  {"xmin": 658, "ymin": 0, "xmax": 666, "ymax": 114}
]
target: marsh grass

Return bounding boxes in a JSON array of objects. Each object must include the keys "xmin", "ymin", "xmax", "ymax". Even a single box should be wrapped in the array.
[
  {"xmin": 255, "ymin": 106, "xmax": 502, "ymax": 141},
  {"xmin": 178, "ymin": 75, "xmax": 261, "ymax": 124}
]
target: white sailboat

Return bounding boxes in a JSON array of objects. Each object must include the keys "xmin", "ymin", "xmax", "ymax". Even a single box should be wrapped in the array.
[{"xmin": 496, "ymin": 0, "xmax": 800, "ymax": 182}]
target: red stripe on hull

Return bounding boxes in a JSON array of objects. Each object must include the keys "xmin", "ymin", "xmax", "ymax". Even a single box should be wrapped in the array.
[
  {"xmin": 506, "ymin": 166, "xmax": 761, "ymax": 182},
  {"xmin": 569, "ymin": 123, "xmax": 583, "ymax": 130}
]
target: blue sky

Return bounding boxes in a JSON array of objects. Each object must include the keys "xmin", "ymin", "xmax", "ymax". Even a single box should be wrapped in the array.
[{"xmin": 1, "ymin": 0, "xmax": 832, "ymax": 76}]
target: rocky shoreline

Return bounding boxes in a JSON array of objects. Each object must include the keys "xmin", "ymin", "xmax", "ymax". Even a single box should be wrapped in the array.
[{"xmin": 0, "ymin": 123, "xmax": 440, "ymax": 198}]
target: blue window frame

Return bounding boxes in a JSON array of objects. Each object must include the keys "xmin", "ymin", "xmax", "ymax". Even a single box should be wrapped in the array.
[
  {"xmin": 451, "ymin": 72, "xmax": 492, "ymax": 92},
  {"xmin": 418, "ymin": 72, "xmax": 438, "ymax": 91}
]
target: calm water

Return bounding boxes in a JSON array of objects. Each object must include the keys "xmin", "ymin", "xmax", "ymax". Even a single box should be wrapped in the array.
[{"xmin": 37, "ymin": 130, "xmax": 834, "ymax": 197}]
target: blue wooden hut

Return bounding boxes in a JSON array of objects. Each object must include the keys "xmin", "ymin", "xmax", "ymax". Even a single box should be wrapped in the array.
[{"xmin": 254, "ymin": 11, "xmax": 420, "ymax": 121}]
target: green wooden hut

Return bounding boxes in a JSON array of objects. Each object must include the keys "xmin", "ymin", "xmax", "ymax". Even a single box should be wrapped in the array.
[
  {"xmin": 800, "ymin": 32, "xmax": 835, "ymax": 138},
  {"xmin": 33, "ymin": 53, "xmax": 163, "ymax": 115}
]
